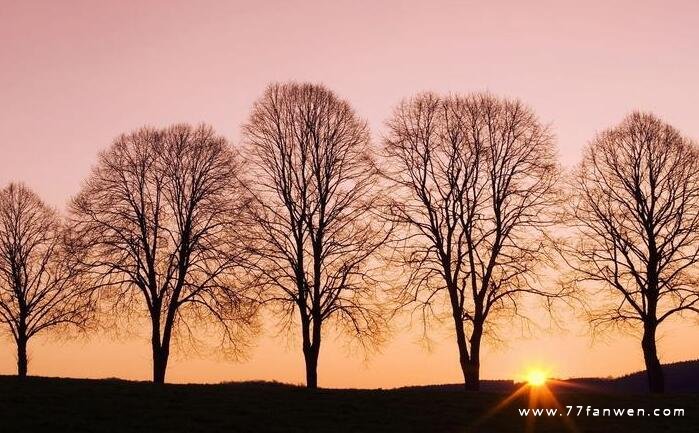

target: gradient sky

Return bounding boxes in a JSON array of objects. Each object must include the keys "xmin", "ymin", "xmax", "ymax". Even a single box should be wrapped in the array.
[{"xmin": 1, "ymin": 0, "xmax": 698, "ymax": 387}]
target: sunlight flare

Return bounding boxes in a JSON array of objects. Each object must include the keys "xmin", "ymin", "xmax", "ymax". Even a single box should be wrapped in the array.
[{"xmin": 525, "ymin": 369, "xmax": 548, "ymax": 387}]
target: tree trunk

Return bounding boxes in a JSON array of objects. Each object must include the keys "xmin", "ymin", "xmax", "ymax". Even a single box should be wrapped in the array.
[
  {"xmin": 152, "ymin": 348, "xmax": 169, "ymax": 384},
  {"xmin": 464, "ymin": 360, "xmax": 479, "ymax": 391},
  {"xmin": 451, "ymin": 312, "xmax": 473, "ymax": 391},
  {"xmin": 151, "ymin": 314, "xmax": 170, "ymax": 385},
  {"xmin": 465, "ymin": 323, "xmax": 483, "ymax": 391},
  {"xmin": 16, "ymin": 336, "xmax": 28, "ymax": 378},
  {"xmin": 304, "ymin": 346, "xmax": 319, "ymax": 389},
  {"xmin": 641, "ymin": 322, "xmax": 664, "ymax": 393},
  {"xmin": 303, "ymin": 314, "xmax": 322, "ymax": 389}
]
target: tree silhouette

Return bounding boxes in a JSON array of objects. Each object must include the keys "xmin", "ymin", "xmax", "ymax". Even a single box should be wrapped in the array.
[
  {"xmin": 242, "ymin": 82, "xmax": 389, "ymax": 389},
  {"xmin": 0, "ymin": 183, "xmax": 94, "ymax": 377},
  {"xmin": 383, "ymin": 92, "xmax": 563, "ymax": 391},
  {"xmin": 69, "ymin": 124, "xmax": 257, "ymax": 384},
  {"xmin": 563, "ymin": 112, "xmax": 699, "ymax": 393}
]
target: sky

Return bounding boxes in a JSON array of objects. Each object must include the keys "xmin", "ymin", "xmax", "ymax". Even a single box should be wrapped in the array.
[{"xmin": 1, "ymin": 0, "xmax": 698, "ymax": 387}]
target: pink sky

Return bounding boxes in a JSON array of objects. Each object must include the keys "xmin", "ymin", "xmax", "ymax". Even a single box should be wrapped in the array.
[{"xmin": 1, "ymin": 0, "xmax": 698, "ymax": 387}]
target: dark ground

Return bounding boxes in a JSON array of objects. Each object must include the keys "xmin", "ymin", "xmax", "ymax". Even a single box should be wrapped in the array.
[{"xmin": 0, "ymin": 375, "xmax": 697, "ymax": 433}]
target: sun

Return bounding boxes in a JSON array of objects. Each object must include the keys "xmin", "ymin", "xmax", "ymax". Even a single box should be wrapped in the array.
[{"xmin": 525, "ymin": 369, "xmax": 548, "ymax": 387}]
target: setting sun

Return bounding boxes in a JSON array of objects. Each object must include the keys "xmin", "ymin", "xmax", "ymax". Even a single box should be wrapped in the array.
[{"xmin": 525, "ymin": 369, "xmax": 548, "ymax": 387}]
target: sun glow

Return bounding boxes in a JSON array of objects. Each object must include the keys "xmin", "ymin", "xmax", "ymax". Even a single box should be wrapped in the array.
[{"xmin": 525, "ymin": 369, "xmax": 548, "ymax": 387}]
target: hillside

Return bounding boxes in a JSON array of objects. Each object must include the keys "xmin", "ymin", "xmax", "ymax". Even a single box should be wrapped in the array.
[{"xmin": 0, "ymin": 374, "xmax": 697, "ymax": 433}]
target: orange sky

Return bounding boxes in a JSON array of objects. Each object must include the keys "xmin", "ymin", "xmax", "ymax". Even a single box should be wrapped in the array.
[{"xmin": 1, "ymin": 0, "xmax": 698, "ymax": 387}]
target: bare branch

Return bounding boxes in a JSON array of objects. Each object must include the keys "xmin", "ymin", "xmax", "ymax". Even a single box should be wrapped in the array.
[
  {"xmin": 382, "ymin": 92, "xmax": 564, "ymax": 390},
  {"xmin": 69, "ymin": 124, "xmax": 258, "ymax": 383},
  {"xmin": 561, "ymin": 111, "xmax": 699, "ymax": 393},
  {"xmin": 0, "ymin": 183, "xmax": 95, "ymax": 376},
  {"xmin": 241, "ymin": 82, "xmax": 391, "ymax": 388}
]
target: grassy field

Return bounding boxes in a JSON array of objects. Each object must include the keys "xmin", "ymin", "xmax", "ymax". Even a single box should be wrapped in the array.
[{"xmin": 0, "ymin": 376, "xmax": 697, "ymax": 432}]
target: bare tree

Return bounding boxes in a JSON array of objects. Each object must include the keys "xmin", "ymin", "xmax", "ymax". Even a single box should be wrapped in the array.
[
  {"xmin": 242, "ymin": 82, "xmax": 389, "ymax": 389},
  {"xmin": 70, "ymin": 124, "xmax": 257, "ymax": 384},
  {"xmin": 563, "ymin": 112, "xmax": 699, "ymax": 393},
  {"xmin": 0, "ymin": 183, "xmax": 94, "ymax": 377},
  {"xmin": 383, "ymin": 92, "xmax": 563, "ymax": 391}
]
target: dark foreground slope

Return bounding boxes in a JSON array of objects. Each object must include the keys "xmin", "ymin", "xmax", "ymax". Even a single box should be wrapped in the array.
[{"xmin": 0, "ymin": 376, "xmax": 697, "ymax": 433}]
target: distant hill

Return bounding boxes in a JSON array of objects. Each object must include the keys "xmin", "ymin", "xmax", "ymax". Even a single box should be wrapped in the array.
[
  {"xmin": 394, "ymin": 379, "xmax": 516, "ymax": 393},
  {"xmin": 397, "ymin": 359, "xmax": 699, "ymax": 393},
  {"xmin": 561, "ymin": 359, "xmax": 699, "ymax": 393}
]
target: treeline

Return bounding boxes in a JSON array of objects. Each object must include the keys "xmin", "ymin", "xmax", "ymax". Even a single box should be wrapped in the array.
[{"xmin": 1, "ymin": 82, "xmax": 698, "ymax": 394}]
